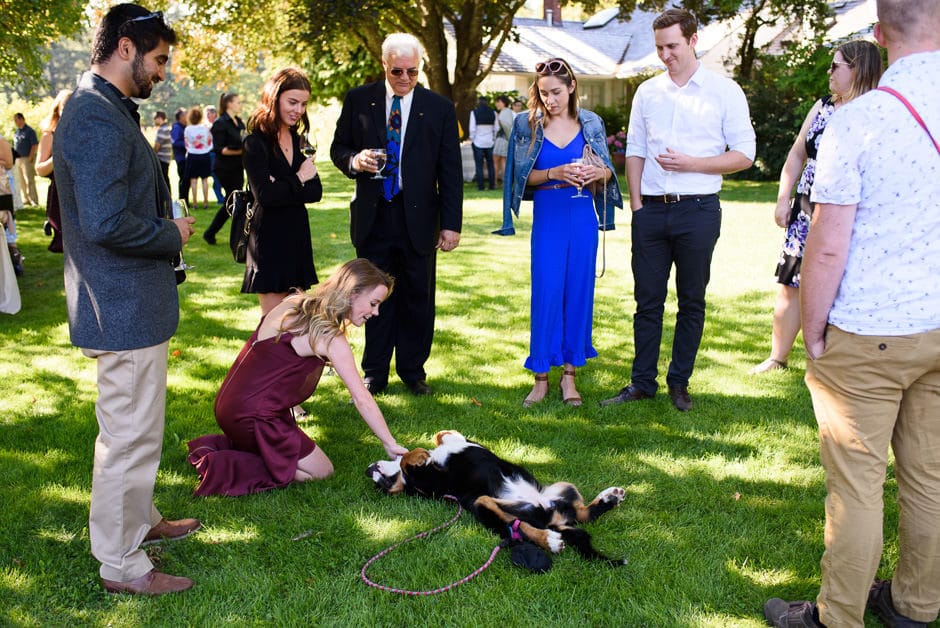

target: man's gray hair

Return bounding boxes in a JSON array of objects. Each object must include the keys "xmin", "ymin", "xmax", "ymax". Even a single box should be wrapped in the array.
[{"xmin": 382, "ymin": 33, "xmax": 422, "ymax": 63}]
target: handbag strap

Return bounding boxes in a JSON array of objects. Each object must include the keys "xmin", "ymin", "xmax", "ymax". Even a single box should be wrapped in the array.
[
  {"xmin": 583, "ymin": 144, "xmax": 608, "ymax": 279},
  {"xmin": 877, "ymin": 86, "xmax": 940, "ymax": 155}
]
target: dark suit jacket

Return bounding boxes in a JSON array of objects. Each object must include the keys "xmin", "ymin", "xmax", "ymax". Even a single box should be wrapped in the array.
[
  {"xmin": 55, "ymin": 72, "xmax": 182, "ymax": 351},
  {"xmin": 330, "ymin": 81, "xmax": 462, "ymax": 254}
]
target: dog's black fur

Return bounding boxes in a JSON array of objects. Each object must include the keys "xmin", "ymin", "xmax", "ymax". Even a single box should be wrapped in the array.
[{"xmin": 366, "ymin": 430, "xmax": 627, "ymax": 565}]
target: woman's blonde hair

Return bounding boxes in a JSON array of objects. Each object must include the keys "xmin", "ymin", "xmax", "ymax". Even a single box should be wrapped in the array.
[
  {"xmin": 41, "ymin": 89, "xmax": 72, "ymax": 133},
  {"xmin": 275, "ymin": 258, "xmax": 394, "ymax": 351}
]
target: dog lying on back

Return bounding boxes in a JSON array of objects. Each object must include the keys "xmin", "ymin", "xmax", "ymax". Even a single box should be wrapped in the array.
[{"xmin": 366, "ymin": 430, "xmax": 627, "ymax": 565}]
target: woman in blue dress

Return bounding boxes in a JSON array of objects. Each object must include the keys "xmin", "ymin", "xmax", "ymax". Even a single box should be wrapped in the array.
[{"xmin": 503, "ymin": 58, "xmax": 623, "ymax": 407}]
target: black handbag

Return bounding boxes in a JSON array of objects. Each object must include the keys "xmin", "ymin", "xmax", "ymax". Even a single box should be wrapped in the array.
[{"xmin": 226, "ymin": 189, "xmax": 254, "ymax": 263}]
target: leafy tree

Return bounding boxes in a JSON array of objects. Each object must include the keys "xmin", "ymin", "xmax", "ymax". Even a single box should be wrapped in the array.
[
  {"xmin": 174, "ymin": 0, "xmax": 537, "ymax": 135},
  {"xmin": 0, "ymin": 0, "xmax": 86, "ymax": 99}
]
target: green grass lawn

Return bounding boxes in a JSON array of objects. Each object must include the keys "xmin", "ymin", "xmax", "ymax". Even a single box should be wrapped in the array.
[{"xmin": 0, "ymin": 167, "xmax": 901, "ymax": 626}]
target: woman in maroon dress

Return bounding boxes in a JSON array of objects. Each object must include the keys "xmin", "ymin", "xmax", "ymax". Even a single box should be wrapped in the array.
[{"xmin": 188, "ymin": 259, "xmax": 410, "ymax": 496}]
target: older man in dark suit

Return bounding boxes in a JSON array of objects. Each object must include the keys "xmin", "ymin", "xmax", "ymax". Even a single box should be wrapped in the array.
[
  {"xmin": 331, "ymin": 32, "xmax": 463, "ymax": 396},
  {"xmin": 55, "ymin": 4, "xmax": 199, "ymax": 596}
]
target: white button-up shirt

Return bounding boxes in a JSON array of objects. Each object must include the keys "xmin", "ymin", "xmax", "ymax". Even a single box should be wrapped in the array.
[
  {"xmin": 812, "ymin": 51, "xmax": 940, "ymax": 335},
  {"xmin": 626, "ymin": 63, "xmax": 755, "ymax": 195}
]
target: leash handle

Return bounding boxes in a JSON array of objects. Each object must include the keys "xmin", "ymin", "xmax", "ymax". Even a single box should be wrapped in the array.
[{"xmin": 360, "ymin": 494, "xmax": 504, "ymax": 596}]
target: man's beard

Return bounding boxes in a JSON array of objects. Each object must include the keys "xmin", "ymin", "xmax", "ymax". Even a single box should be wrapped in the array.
[{"xmin": 131, "ymin": 53, "xmax": 154, "ymax": 99}]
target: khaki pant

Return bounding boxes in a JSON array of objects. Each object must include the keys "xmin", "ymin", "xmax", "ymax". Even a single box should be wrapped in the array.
[
  {"xmin": 83, "ymin": 342, "xmax": 169, "ymax": 582},
  {"xmin": 13, "ymin": 157, "xmax": 38, "ymax": 206},
  {"xmin": 806, "ymin": 325, "xmax": 940, "ymax": 626}
]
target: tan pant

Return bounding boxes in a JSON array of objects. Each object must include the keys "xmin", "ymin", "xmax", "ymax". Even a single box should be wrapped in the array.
[
  {"xmin": 83, "ymin": 342, "xmax": 169, "ymax": 582},
  {"xmin": 806, "ymin": 325, "xmax": 940, "ymax": 626},
  {"xmin": 13, "ymin": 157, "xmax": 38, "ymax": 206}
]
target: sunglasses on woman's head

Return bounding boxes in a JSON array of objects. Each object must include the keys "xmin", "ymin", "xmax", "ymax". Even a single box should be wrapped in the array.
[
  {"xmin": 535, "ymin": 60, "xmax": 569, "ymax": 75},
  {"xmin": 389, "ymin": 67, "xmax": 419, "ymax": 77}
]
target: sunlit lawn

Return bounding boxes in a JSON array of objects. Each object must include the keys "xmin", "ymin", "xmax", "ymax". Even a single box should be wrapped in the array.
[{"xmin": 0, "ymin": 165, "xmax": 899, "ymax": 626}]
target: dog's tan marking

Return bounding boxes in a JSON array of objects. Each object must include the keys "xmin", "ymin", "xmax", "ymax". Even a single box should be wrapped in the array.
[
  {"xmin": 474, "ymin": 495, "xmax": 560, "ymax": 553},
  {"xmin": 433, "ymin": 430, "xmax": 463, "ymax": 446},
  {"xmin": 400, "ymin": 448, "xmax": 430, "ymax": 469}
]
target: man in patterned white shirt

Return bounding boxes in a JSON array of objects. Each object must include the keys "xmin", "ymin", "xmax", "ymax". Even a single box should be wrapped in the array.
[{"xmin": 763, "ymin": 1, "xmax": 940, "ymax": 626}]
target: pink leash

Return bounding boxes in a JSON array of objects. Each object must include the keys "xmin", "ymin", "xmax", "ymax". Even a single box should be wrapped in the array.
[{"xmin": 361, "ymin": 494, "xmax": 510, "ymax": 596}]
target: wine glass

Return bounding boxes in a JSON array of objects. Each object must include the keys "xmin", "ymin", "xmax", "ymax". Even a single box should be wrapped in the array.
[
  {"xmin": 172, "ymin": 200, "xmax": 194, "ymax": 271},
  {"xmin": 371, "ymin": 148, "xmax": 387, "ymax": 179},
  {"xmin": 300, "ymin": 134, "xmax": 317, "ymax": 160},
  {"xmin": 570, "ymin": 158, "xmax": 589, "ymax": 198}
]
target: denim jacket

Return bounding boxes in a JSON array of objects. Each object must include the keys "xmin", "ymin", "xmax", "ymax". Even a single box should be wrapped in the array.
[{"xmin": 501, "ymin": 109, "xmax": 622, "ymax": 230}]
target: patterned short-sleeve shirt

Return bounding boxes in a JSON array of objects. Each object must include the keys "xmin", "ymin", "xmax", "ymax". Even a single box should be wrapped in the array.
[{"xmin": 812, "ymin": 51, "xmax": 940, "ymax": 336}]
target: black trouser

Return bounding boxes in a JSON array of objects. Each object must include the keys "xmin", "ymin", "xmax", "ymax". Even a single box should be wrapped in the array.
[
  {"xmin": 159, "ymin": 161, "xmax": 170, "ymax": 191},
  {"xmin": 356, "ymin": 195, "xmax": 436, "ymax": 384},
  {"xmin": 204, "ymin": 168, "xmax": 244, "ymax": 239},
  {"xmin": 472, "ymin": 144, "xmax": 495, "ymax": 190},
  {"xmin": 175, "ymin": 158, "xmax": 189, "ymax": 201},
  {"xmin": 630, "ymin": 194, "xmax": 721, "ymax": 394}
]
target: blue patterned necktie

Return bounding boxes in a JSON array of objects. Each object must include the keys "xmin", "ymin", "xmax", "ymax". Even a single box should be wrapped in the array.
[{"xmin": 384, "ymin": 95, "xmax": 402, "ymax": 200}]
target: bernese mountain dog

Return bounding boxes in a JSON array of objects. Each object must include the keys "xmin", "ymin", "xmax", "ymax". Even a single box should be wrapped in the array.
[{"xmin": 366, "ymin": 430, "xmax": 627, "ymax": 566}]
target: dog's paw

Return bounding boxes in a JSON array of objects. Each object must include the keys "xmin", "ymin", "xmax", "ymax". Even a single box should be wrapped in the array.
[
  {"xmin": 433, "ymin": 430, "xmax": 465, "ymax": 446},
  {"xmin": 546, "ymin": 530, "xmax": 565, "ymax": 554},
  {"xmin": 599, "ymin": 487, "xmax": 625, "ymax": 506}
]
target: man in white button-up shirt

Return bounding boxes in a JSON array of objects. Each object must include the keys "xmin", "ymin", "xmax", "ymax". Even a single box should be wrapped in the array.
[
  {"xmin": 601, "ymin": 8, "xmax": 755, "ymax": 412},
  {"xmin": 764, "ymin": 1, "xmax": 940, "ymax": 626}
]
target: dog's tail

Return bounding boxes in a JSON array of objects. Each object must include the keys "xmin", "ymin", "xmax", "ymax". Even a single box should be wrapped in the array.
[{"xmin": 558, "ymin": 527, "xmax": 628, "ymax": 567}]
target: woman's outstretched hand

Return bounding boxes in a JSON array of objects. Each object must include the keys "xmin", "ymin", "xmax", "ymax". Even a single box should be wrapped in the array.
[{"xmin": 384, "ymin": 442, "xmax": 409, "ymax": 459}]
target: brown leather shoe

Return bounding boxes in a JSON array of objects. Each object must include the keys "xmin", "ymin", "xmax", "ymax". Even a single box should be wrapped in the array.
[
  {"xmin": 668, "ymin": 385, "xmax": 693, "ymax": 412},
  {"xmin": 599, "ymin": 384, "xmax": 653, "ymax": 407},
  {"xmin": 102, "ymin": 569, "xmax": 193, "ymax": 595},
  {"xmin": 142, "ymin": 518, "xmax": 201, "ymax": 546}
]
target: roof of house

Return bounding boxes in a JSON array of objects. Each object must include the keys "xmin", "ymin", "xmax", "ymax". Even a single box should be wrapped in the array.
[{"xmin": 482, "ymin": 0, "xmax": 877, "ymax": 80}]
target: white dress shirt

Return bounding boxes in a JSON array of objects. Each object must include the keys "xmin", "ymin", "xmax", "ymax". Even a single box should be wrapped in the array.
[
  {"xmin": 469, "ymin": 111, "xmax": 497, "ymax": 149},
  {"xmin": 626, "ymin": 63, "xmax": 755, "ymax": 195}
]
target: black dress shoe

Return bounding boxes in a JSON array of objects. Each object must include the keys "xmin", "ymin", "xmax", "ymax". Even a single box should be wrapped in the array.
[
  {"xmin": 363, "ymin": 378, "xmax": 387, "ymax": 396},
  {"xmin": 599, "ymin": 384, "xmax": 653, "ymax": 407},
  {"xmin": 668, "ymin": 385, "xmax": 693, "ymax": 412},
  {"xmin": 868, "ymin": 579, "xmax": 928, "ymax": 627},
  {"xmin": 403, "ymin": 379, "xmax": 432, "ymax": 396}
]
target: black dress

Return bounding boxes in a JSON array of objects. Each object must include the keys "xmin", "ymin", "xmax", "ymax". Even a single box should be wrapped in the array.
[{"xmin": 241, "ymin": 130, "xmax": 322, "ymax": 293}]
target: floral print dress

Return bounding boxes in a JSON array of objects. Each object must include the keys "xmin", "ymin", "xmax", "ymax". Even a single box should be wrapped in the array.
[{"xmin": 775, "ymin": 95, "xmax": 835, "ymax": 287}]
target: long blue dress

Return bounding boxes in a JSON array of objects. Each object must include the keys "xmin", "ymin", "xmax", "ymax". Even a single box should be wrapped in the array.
[{"xmin": 525, "ymin": 134, "xmax": 599, "ymax": 373}]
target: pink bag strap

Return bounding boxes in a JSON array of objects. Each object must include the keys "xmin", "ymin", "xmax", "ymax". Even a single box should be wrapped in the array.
[{"xmin": 877, "ymin": 86, "xmax": 940, "ymax": 155}]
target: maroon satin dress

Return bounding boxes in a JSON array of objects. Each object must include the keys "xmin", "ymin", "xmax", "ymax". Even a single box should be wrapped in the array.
[{"xmin": 188, "ymin": 323, "xmax": 325, "ymax": 496}]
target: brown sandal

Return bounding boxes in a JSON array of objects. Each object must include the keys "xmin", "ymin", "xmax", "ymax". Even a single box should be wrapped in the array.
[
  {"xmin": 523, "ymin": 373, "xmax": 549, "ymax": 408},
  {"xmin": 561, "ymin": 368, "xmax": 582, "ymax": 406}
]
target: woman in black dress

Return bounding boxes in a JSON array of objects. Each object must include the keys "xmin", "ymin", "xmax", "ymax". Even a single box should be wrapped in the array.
[
  {"xmin": 243, "ymin": 68, "xmax": 322, "ymax": 315},
  {"xmin": 203, "ymin": 91, "xmax": 246, "ymax": 244}
]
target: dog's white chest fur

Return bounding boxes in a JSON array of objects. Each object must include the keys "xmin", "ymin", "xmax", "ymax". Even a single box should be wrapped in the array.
[{"xmin": 499, "ymin": 476, "xmax": 567, "ymax": 509}]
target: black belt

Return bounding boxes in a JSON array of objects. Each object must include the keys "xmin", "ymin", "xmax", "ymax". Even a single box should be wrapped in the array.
[{"xmin": 642, "ymin": 193, "xmax": 718, "ymax": 204}]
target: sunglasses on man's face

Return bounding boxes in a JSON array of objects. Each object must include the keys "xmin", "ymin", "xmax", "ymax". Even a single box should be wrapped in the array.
[
  {"xmin": 535, "ymin": 60, "xmax": 569, "ymax": 75},
  {"xmin": 389, "ymin": 67, "xmax": 419, "ymax": 78}
]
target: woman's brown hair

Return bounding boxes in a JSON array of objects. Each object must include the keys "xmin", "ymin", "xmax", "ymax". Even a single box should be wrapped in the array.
[
  {"xmin": 835, "ymin": 40, "xmax": 884, "ymax": 104},
  {"xmin": 247, "ymin": 67, "xmax": 311, "ymax": 142},
  {"xmin": 527, "ymin": 57, "xmax": 579, "ymax": 134}
]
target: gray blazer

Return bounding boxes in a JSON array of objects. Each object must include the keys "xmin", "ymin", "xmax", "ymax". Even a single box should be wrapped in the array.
[{"xmin": 55, "ymin": 72, "xmax": 182, "ymax": 351}]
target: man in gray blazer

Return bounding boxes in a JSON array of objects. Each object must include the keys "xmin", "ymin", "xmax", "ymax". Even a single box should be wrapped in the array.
[{"xmin": 55, "ymin": 4, "xmax": 199, "ymax": 596}]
